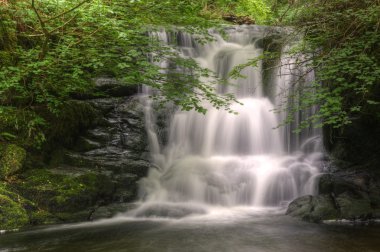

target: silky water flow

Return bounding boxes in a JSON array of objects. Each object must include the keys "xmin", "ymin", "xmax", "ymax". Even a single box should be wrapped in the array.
[{"xmin": 130, "ymin": 26, "xmax": 324, "ymax": 219}]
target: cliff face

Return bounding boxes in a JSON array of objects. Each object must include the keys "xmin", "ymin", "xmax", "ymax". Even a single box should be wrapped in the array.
[{"xmin": 0, "ymin": 81, "xmax": 152, "ymax": 230}]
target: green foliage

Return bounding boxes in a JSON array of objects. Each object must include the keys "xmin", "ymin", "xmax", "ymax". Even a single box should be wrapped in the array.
[
  {"xmin": 284, "ymin": 0, "xmax": 380, "ymax": 130},
  {"xmin": 0, "ymin": 0, "xmax": 236, "ymax": 149}
]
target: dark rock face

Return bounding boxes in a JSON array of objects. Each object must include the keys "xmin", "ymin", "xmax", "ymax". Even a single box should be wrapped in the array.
[
  {"xmin": 287, "ymin": 172, "xmax": 380, "ymax": 222},
  {"xmin": 0, "ymin": 95, "xmax": 153, "ymax": 228},
  {"xmin": 51, "ymin": 96, "xmax": 151, "ymax": 205}
]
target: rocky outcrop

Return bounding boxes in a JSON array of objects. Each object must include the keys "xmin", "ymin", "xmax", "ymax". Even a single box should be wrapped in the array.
[
  {"xmin": 0, "ymin": 94, "xmax": 152, "ymax": 230},
  {"xmin": 287, "ymin": 172, "xmax": 380, "ymax": 223},
  {"xmin": 39, "ymin": 96, "xmax": 151, "ymax": 221},
  {"xmin": 56, "ymin": 96, "xmax": 151, "ymax": 203}
]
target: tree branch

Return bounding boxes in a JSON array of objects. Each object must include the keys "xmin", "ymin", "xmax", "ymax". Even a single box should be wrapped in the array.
[
  {"xmin": 31, "ymin": 0, "xmax": 50, "ymax": 59},
  {"xmin": 44, "ymin": 0, "xmax": 91, "ymax": 23}
]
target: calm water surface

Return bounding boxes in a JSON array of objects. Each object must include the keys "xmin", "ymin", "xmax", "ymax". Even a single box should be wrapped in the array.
[{"xmin": 1, "ymin": 208, "xmax": 379, "ymax": 252}]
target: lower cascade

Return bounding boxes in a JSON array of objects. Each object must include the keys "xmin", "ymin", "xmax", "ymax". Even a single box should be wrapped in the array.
[{"xmin": 130, "ymin": 26, "xmax": 324, "ymax": 218}]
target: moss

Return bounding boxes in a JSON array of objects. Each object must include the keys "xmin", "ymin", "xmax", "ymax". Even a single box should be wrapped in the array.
[
  {"xmin": 0, "ymin": 144, "xmax": 26, "ymax": 179},
  {"xmin": 336, "ymin": 192, "xmax": 373, "ymax": 220},
  {"xmin": 14, "ymin": 169, "xmax": 114, "ymax": 213},
  {"xmin": 287, "ymin": 195, "xmax": 340, "ymax": 223},
  {"xmin": 0, "ymin": 194, "xmax": 29, "ymax": 230},
  {"xmin": 29, "ymin": 210, "xmax": 60, "ymax": 225}
]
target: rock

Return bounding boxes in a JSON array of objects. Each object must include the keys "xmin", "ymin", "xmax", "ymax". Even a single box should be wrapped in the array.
[
  {"xmin": 94, "ymin": 77, "xmax": 137, "ymax": 97},
  {"xmin": 74, "ymin": 137, "xmax": 102, "ymax": 152},
  {"xmin": 4, "ymin": 94, "xmax": 152, "ymax": 227},
  {"xmin": 90, "ymin": 203, "xmax": 137, "ymax": 220},
  {"xmin": 29, "ymin": 209, "xmax": 60, "ymax": 225},
  {"xmin": 46, "ymin": 96, "xmax": 151, "ymax": 207},
  {"xmin": 318, "ymin": 173, "xmax": 359, "ymax": 195},
  {"xmin": 0, "ymin": 144, "xmax": 26, "ymax": 179},
  {"xmin": 13, "ymin": 169, "xmax": 115, "ymax": 213},
  {"xmin": 286, "ymin": 195, "xmax": 314, "ymax": 217},
  {"xmin": 336, "ymin": 192, "xmax": 373, "ymax": 220},
  {"xmin": 288, "ymin": 171, "xmax": 380, "ymax": 222},
  {"xmin": 368, "ymin": 179, "xmax": 380, "ymax": 209},
  {"xmin": 286, "ymin": 195, "xmax": 339, "ymax": 223},
  {"xmin": 46, "ymin": 100, "xmax": 100, "ymax": 147},
  {"xmin": 0, "ymin": 194, "xmax": 29, "ymax": 230}
]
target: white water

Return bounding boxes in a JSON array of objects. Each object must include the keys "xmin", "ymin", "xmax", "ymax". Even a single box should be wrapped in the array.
[{"xmin": 132, "ymin": 26, "xmax": 323, "ymax": 218}]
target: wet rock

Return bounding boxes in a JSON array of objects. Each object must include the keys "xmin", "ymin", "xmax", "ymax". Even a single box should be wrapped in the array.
[
  {"xmin": 94, "ymin": 77, "xmax": 137, "ymax": 97},
  {"xmin": 286, "ymin": 195, "xmax": 339, "ymax": 223},
  {"xmin": 45, "ymin": 96, "xmax": 151, "ymax": 213},
  {"xmin": 74, "ymin": 137, "xmax": 102, "ymax": 152},
  {"xmin": 90, "ymin": 203, "xmax": 137, "ymax": 220},
  {"xmin": 287, "ymin": 172, "xmax": 380, "ymax": 222},
  {"xmin": 336, "ymin": 192, "xmax": 373, "ymax": 220}
]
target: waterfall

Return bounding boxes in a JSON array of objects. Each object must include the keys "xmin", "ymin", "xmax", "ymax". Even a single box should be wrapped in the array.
[{"xmin": 132, "ymin": 26, "xmax": 323, "ymax": 218}]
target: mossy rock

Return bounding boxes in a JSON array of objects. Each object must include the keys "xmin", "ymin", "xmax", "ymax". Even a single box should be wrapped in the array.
[
  {"xmin": 0, "ymin": 183, "xmax": 36, "ymax": 212},
  {"xmin": 0, "ymin": 144, "xmax": 26, "ymax": 180},
  {"xmin": 336, "ymin": 192, "xmax": 373, "ymax": 220},
  {"xmin": 14, "ymin": 169, "xmax": 115, "ymax": 213},
  {"xmin": 286, "ymin": 195, "xmax": 340, "ymax": 223},
  {"xmin": 29, "ymin": 210, "xmax": 60, "ymax": 226},
  {"xmin": 0, "ymin": 194, "xmax": 29, "ymax": 230}
]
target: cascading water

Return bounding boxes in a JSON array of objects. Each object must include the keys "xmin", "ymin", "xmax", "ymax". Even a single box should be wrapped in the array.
[{"xmin": 132, "ymin": 26, "xmax": 324, "ymax": 218}]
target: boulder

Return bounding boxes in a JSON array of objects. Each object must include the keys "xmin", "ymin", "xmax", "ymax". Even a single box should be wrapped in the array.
[
  {"xmin": 287, "ymin": 172, "xmax": 380, "ymax": 222},
  {"xmin": 336, "ymin": 192, "xmax": 373, "ymax": 220},
  {"xmin": 286, "ymin": 195, "xmax": 339, "ymax": 223}
]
